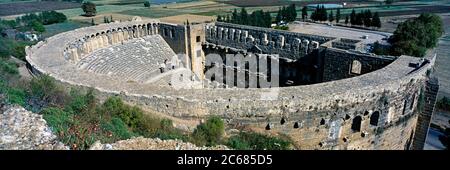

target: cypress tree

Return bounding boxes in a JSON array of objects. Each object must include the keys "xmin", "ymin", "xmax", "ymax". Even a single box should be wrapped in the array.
[
  {"xmin": 276, "ymin": 7, "xmax": 282, "ymax": 24},
  {"xmin": 329, "ymin": 10, "xmax": 334, "ymax": 22},
  {"xmin": 241, "ymin": 8, "xmax": 248, "ymax": 25},
  {"xmin": 363, "ymin": 10, "xmax": 372, "ymax": 27},
  {"xmin": 350, "ymin": 9, "xmax": 356, "ymax": 25},
  {"xmin": 336, "ymin": 8, "xmax": 341, "ymax": 23},
  {"xmin": 302, "ymin": 6, "xmax": 308, "ymax": 21},
  {"xmin": 372, "ymin": 12, "xmax": 381, "ymax": 28}
]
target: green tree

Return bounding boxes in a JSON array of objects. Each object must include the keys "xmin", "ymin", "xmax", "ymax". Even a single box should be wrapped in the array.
[
  {"xmin": 301, "ymin": 6, "xmax": 308, "ymax": 21},
  {"xmin": 372, "ymin": 12, "xmax": 381, "ymax": 28},
  {"xmin": 30, "ymin": 20, "xmax": 45, "ymax": 33},
  {"xmin": 144, "ymin": 1, "xmax": 150, "ymax": 8},
  {"xmin": 321, "ymin": 5, "xmax": 327, "ymax": 22},
  {"xmin": 389, "ymin": 13, "xmax": 444, "ymax": 57},
  {"xmin": 192, "ymin": 116, "xmax": 225, "ymax": 146},
  {"xmin": 91, "ymin": 18, "xmax": 95, "ymax": 25},
  {"xmin": 240, "ymin": 8, "xmax": 248, "ymax": 25},
  {"xmin": 363, "ymin": 10, "xmax": 372, "ymax": 27},
  {"xmin": 336, "ymin": 8, "xmax": 341, "ymax": 23},
  {"xmin": 350, "ymin": 9, "xmax": 356, "ymax": 25},
  {"xmin": 355, "ymin": 12, "xmax": 363, "ymax": 25},
  {"xmin": 82, "ymin": 1, "xmax": 96, "ymax": 17},
  {"xmin": 329, "ymin": 10, "xmax": 334, "ymax": 22},
  {"xmin": 385, "ymin": 0, "xmax": 394, "ymax": 8},
  {"xmin": 276, "ymin": 7, "xmax": 282, "ymax": 23},
  {"xmin": 231, "ymin": 9, "xmax": 239, "ymax": 24}
]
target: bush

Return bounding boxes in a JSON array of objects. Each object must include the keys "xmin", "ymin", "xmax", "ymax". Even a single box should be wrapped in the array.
[
  {"xmin": 274, "ymin": 25, "xmax": 289, "ymax": 30},
  {"xmin": 40, "ymin": 11, "xmax": 67, "ymax": 25},
  {"xmin": 30, "ymin": 74, "xmax": 57, "ymax": 100},
  {"xmin": 389, "ymin": 13, "xmax": 444, "ymax": 57},
  {"xmin": 41, "ymin": 107, "xmax": 73, "ymax": 138},
  {"xmin": 0, "ymin": 79, "xmax": 26, "ymax": 106},
  {"xmin": 29, "ymin": 20, "xmax": 45, "ymax": 33},
  {"xmin": 0, "ymin": 59, "xmax": 18, "ymax": 75},
  {"xmin": 192, "ymin": 116, "xmax": 225, "ymax": 146},
  {"xmin": 144, "ymin": 1, "xmax": 151, "ymax": 8},
  {"xmin": 81, "ymin": 1, "xmax": 97, "ymax": 17},
  {"xmin": 101, "ymin": 96, "xmax": 143, "ymax": 129},
  {"xmin": 101, "ymin": 117, "xmax": 134, "ymax": 141},
  {"xmin": 65, "ymin": 88, "xmax": 96, "ymax": 114},
  {"xmin": 227, "ymin": 132, "xmax": 291, "ymax": 150}
]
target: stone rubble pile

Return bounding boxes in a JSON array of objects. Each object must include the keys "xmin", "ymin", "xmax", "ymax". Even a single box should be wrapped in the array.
[
  {"xmin": 89, "ymin": 136, "xmax": 229, "ymax": 150},
  {"xmin": 0, "ymin": 105, "xmax": 69, "ymax": 150}
]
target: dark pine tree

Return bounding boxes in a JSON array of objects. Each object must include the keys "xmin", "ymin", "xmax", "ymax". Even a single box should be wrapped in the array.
[
  {"xmin": 372, "ymin": 12, "xmax": 381, "ymax": 28},
  {"xmin": 240, "ymin": 8, "xmax": 248, "ymax": 25},
  {"xmin": 350, "ymin": 9, "xmax": 356, "ymax": 25},
  {"xmin": 329, "ymin": 10, "xmax": 334, "ymax": 22},
  {"xmin": 336, "ymin": 8, "xmax": 341, "ymax": 23},
  {"xmin": 302, "ymin": 6, "xmax": 308, "ymax": 21}
]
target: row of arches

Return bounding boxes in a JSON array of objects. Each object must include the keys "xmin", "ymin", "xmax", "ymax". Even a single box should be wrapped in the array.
[
  {"xmin": 206, "ymin": 26, "xmax": 320, "ymax": 54},
  {"xmin": 64, "ymin": 22, "xmax": 161, "ymax": 62},
  {"xmin": 264, "ymin": 111, "xmax": 381, "ymax": 132}
]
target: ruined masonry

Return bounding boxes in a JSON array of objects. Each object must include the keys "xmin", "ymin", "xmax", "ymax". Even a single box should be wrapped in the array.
[{"xmin": 25, "ymin": 19, "xmax": 439, "ymax": 150}]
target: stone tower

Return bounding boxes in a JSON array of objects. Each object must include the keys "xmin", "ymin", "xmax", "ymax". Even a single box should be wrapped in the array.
[{"xmin": 186, "ymin": 23, "xmax": 206, "ymax": 80}]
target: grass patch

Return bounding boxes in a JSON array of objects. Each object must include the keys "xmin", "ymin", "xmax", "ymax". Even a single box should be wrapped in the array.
[{"xmin": 42, "ymin": 21, "xmax": 89, "ymax": 38}]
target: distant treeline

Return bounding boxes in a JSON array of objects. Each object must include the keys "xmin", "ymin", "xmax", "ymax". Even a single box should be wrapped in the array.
[{"xmin": 217, "ymin": 8, "xmax": 272, "ymax": 28}]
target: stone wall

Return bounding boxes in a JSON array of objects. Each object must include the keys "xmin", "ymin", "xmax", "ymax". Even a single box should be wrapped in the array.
[
  {"xmin": 321, "ymin": 48, "xmax": 395, "ymax": 82},
  {"xmin": 25, "ymin": 20, "xmax": 438, "ymax": 150},
  {"xmin": 206, "ymin": 22, "xmax": 334, "ymax": 60}
]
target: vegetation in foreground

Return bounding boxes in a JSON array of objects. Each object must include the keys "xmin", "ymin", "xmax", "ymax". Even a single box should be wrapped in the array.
[{"xmin": 387, "ymin": 13, "xmax": 443, "ymax": 57}]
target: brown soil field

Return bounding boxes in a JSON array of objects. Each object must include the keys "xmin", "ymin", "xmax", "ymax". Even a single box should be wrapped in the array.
[
  {"xmin": 159, "ymin": 14, "xmax": 215, "ymax": 24},
  {"xmin": 220, "ymin": 0, "xmax": 377, "ymax": 7},
  {"xmin": 0, "ymin": 1, "xmax": 81, "ymax": 16}
]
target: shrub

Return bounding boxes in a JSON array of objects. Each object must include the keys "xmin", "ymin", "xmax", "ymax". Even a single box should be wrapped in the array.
[
  {"xmin": 0, "ymin": 59, "xmax": 18, "ymax": 75},
  {"xmin": 192, "ymin": 116, "xmax": 225, "ymax": 146},
  {"xmin": 101, "ymin": 96, "xmax": 143, "ymax": 129},
  {"xmin": 0, "ymin": 79, "xmax": 26, "ymax": 106},
  {"xmin": 30, "ymin": 74, "xmax": 57, "ymax": 100},
  {"xmin": 101, "ymin": 117, "xmax": 134, "ymax": 141},
  {"xmin": 65, "ymin": 88, "xmax": 96, "ymax": 114},
  {"xmin": 40, "ymin": 11, "xmax": 67, "ymax": 25},
  {"xmin": 29, "ymin": 20, "xmax": 45, "ymax": 33},
  {"xmin": 389, "ymin": 13, "xmax": 444, "ymax": 57},
  {"xmin": 41, "ymin": 107, "xmax": 73, "ymax": 137},
  {"xmin": 274, "ymin": 25, "xmax": 289, "ymax": 30},
  {"xmin": 227, "ymin": 132, "xmax": 291, "ymax": 150},
  {"xmin": 81, "ymin": 1, "xmax": 97, "ymax": 17},
  {"xmin": 144, "ymin": 1, "xmax": 151, "ymax": 8}
]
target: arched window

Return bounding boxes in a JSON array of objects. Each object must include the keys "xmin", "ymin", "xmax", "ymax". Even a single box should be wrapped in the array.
[
  {"xmin": 293, "ymin": 122, "xmax": 299, "ymax": 128},
  {"xmin": 350, "ymin": 60, "xmax": 362, "ymax": 74},
  {"xmin": 280, "ymin": 117, "xmax": 286, "ymax": 125},
  {"xmin": 351, "ymin": 116, "xmax": 362, "ymax": 132},
  {"xmin": 265, "ymin": 123, "xmax": 271, "ymax": 130},
  {"xmin": 370, "ymin": 111, "xmax": 380, "ymax": 126},
  {"xmin": 320, "ymin": 118, "xmax": 325, "ymax": 125}
]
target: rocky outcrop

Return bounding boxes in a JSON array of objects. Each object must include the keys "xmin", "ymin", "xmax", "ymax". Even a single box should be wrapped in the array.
[
  {"xmin": 0, "ymin": 105, "xmax": 69, "ymax": 150},
  {"xmin": 89, "ymin": 136, "xmax": 229, "ymax": 150}
]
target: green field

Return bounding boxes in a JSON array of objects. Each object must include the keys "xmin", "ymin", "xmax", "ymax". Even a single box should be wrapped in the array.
[
  {"xmin": 57, "ymin": 4, "xmax": 145, "ymax": 18},
  {"xmin": 42, "ymin": 21, "xmax": 90, "ymax": 38}
]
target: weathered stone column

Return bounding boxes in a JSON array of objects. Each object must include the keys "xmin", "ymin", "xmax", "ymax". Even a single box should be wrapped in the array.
[{"xmin": 278, "ymin": 35, "xmax": 285, "ymax": 48}]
